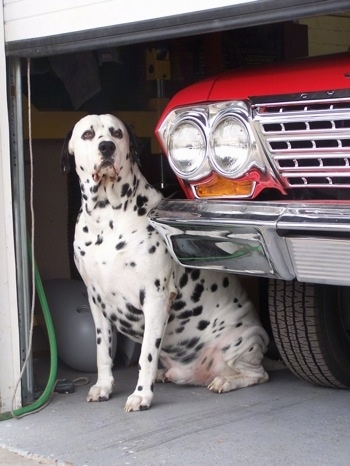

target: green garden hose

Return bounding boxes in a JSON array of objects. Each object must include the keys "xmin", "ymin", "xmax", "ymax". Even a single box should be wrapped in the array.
[{"xmin": 0, "ymin": 247, "xmax": 58, "ymax": 421}]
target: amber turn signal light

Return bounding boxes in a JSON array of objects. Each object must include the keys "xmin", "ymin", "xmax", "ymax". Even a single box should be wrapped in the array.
[{"xmin": 195, "ymin": 175, "xmax": 254, "ymax": 198}]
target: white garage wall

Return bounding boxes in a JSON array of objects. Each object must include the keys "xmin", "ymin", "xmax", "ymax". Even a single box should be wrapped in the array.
[
  {"xmin": 3, "ymin": 0, "xmax": 258, "ymax": 42},
  {"xmin": 0, "ymin": 5, "xmax": 21, "ymax": 413}
]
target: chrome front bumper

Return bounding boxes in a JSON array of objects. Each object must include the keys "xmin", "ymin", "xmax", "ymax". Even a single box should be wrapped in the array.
[{"xmin": 148, "ymin": 199, "xmax": 350, "ymax": 287}]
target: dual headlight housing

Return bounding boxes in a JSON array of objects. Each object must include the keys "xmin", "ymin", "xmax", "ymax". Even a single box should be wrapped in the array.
[{"xmin": 157, "ymin": 101, "xmax": 262, "ymax": 197}]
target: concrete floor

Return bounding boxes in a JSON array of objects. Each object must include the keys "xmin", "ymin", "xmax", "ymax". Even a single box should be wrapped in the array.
[{"xmin": 1, "ymin": 362, "xmax": 350, "ymax": 466}]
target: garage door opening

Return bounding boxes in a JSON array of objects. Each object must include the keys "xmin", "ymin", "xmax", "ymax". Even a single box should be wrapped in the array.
[{"xmin": 6, "ymin": 5, "xmax": 350, "ymax": 414}]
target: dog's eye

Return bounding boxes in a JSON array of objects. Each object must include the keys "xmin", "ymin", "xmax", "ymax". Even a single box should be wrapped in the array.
[
  {"xmin": 111, "ymin": 128, "xmax": 123, "ymax": 139},
  {"xmin": 82, "ymin": 129, "xmax": 95, "ymax": 140}
]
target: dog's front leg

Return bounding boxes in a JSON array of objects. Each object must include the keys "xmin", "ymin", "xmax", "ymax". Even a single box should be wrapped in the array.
[
  {"xmin": 124, "ymin": 293, "xmax": 172, "ymax": 412},
  {"xmin": 86, "ymin": 297, "xmax": 114, "ymax": 402}
]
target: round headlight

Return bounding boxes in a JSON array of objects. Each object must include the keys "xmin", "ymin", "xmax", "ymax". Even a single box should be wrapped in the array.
[
  {"xmin": 210, "ymin": 116, "xmax": 250, "ymax": 176},
  {"xmin": 168, "ymin": 120, "xmax": 206, "ymax": 177}
]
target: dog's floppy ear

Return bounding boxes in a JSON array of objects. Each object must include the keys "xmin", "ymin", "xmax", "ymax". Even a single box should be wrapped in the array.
[
  {"xmin": 61, "ymin": 128, "xmax": 73, "ymax": 174},
  {"xmin": 125, "ymin": 123, "xmax": 142, "ymax": 167}
]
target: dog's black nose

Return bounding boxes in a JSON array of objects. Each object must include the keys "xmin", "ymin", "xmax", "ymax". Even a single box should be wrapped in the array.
[{"xmin": 99, "ymin": 141, "xmax": 116, "ymax": 158}]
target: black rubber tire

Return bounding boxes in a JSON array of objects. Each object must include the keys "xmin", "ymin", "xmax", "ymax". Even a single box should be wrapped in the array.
[{"xmin": 268, "ymin": 279, "xmax": 350, "ymax": 388}]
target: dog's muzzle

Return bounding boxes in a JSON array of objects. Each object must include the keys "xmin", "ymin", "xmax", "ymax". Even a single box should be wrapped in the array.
[
  {"xmin": 99, "ymin": 141, "xmax": 116, "ymax": 158},
  {"xmin": 94, "ymin": 140, "xmax": 118, "ymax": 181}
]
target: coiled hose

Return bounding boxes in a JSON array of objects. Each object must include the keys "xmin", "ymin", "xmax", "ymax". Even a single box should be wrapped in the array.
[{"xmin": 0, "ymin": 247, "xmax": 58, "ymax": 421}]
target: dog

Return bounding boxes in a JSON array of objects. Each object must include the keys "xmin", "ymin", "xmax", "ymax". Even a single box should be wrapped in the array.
[{"xmin": 61, "ymin": 114, "xmax": 269, "ymax": 412}]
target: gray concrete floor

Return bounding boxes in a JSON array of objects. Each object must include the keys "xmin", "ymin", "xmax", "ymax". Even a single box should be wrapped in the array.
[{"xmin": 1, "ymin": 362, "xmax": 350, "ymax": 466}]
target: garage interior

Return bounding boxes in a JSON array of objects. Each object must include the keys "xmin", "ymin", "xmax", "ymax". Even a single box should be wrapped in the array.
[
  {"xmin": 2, "ymin": 10, "xmax": 350, "ymax": 465},
  {"xmin": 23, "ymin": 20, "xmax": 310, "ymax": 379}
]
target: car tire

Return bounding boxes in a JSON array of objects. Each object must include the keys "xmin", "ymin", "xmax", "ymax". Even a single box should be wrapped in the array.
[{"xmin": 268, "ymin": 279, "xmax": 350, "ymax": 388}]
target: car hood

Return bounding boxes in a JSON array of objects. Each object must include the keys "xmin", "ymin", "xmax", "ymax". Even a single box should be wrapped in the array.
[{"xmin": 162, "ymin": 52, "xmax": 350, "ymax": 113}]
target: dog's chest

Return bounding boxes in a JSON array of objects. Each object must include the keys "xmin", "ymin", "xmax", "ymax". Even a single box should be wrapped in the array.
[
  {"xmin": 73, "ymin": 200, "xmax": 173, "ymax": 342},
  {"xmin": 74, "ymin": 203, "xmax": 152, "ymax": 284}
]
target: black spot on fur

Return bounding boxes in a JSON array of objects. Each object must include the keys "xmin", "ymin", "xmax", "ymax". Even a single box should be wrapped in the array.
[
  {"xmin": 191, "ymin": 269, "xmax": 200, "ymax": 281},
  {"xmin": 121, "ymin": 183, "xmax": 130, "ymax": 197},
  {"xmin": 116, "ymin": 241, "xmax": 126, "ymax": 250},
  {"xmin": 95, "ymin": 235, "xmax": 103, "ymax": 245},
  {"xmin": 206, "ymin": 359, "xmax": 214, "ymax": 371},
  {"xmin": 148, "ymin": 353, "xmax": 152, "ymax": 362},
  {"xmin": 85, "ymin": 241, "xmax": 92, "ymax": 246},
  {"xmin": 119, "ymin": 318, "xmax": 132, "ymax": 329},
  {"xmin": 195, "ymin": 343, "xmax": 204, "ymax": 352},
  {"xmin": 181, "ymin": 353, "xmax": 197, "ymax": 364},
  {"xmin": 223, "ymin": 277, "xmax": 229, "ymax": 288},
  {"xmin": 130, "ymin": 261, "xmax": 136, "ymax": 267},
  {"xmin": 197, "ymin": 320, "xmax": 210, "ymax": 331},
  {"xmin": 96, "ymin": 199, "xmax": 109, "ymax": 208},
  {"xmin": 173, "ymin": 300, "xmax": 186, "ymax": 311},
  {"xmin": 235, "ymin": 337, "xmax": 243, "ymax": 346},
  {"xmin": 109, "ymin": 220, "xmax": 114, "ymax": 229},
  {"xmin": 148, "ymin": 245, "xmax": 156, "ymax": 254},
  {"xmin": 125, "ymin": 313, "xmax": 140, "ymax": 322},
  {"xmin": 178, "ymin": 310, "xmax": 192, "ymax": 319},
  {"xmin": 110, "ymin": 313, "xmax": 117, "ymax": 322},
  {"xmin": 192, "ymin": 306, "xmax": 203, "ymax": 316},
  {"xmin": 97, "ymin": 337, "xmax": 101, "ymax": 345},
  {"xmin": 191, "ymin": 283, "xmax": 204, "ymax": 303},
  {"xmin": 138, "ymin": 207, "xmax": 147, "ymax": 216},
  {"xmin": 211, "ymin": 283, "xmax": 218, "ymax": 292},
  {"xmin": 82, "ymin": 226, "xmax": 89, "ymax": 233},
  {"xmin": 154, "ymin": 279, "xmax": 161, "ymax": 290},
  {"xmin": 136, "ymin": 195, "xmax": 148, "ymax": 208},
  {"xmin": 179, "ymin": 273, "xmax": 188, "ymax": 288},
  {"xmin": 155, "ymin": 338, "xmax": 161, "ymax": 349},
  {"xmin": 236, "ymin": 322, "xmax": 243, "ymax": 328},
  {"xmin": 140, "ymin": 289, "xmax": 145, "ymax": 306},
  {"xmin": 137, "ymin": 385, "xmax": 143, "ymax": 391},
  {"xmin": 222, "ymin": 345, "xmax": 230, "ymax": 353},
  {"xmin": 126, "ymin": 303, "xmax": 143, "ymax": 315},
  {"xmin": 123, "ymin": 328, "xmax": 144, "ymax": 339},
  {"xmin": 186, "ymin": 337, "xmax": 200, "ymax": 349},
  {"xmin": 150, "ymin": 383, "xmax": 154, "ymax": 392}
]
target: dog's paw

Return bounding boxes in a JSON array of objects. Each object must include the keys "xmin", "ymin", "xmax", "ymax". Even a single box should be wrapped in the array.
[
  {"xmin": 87, "ymin": 383, "xmax": 113, "ymax": 402},
  {"xmin": 208, "ymin": 372, "xmax": 269, "ymax": 393},
  {"xmin": 208, "ymin": 376, "xmax": 234, "ymax": 393},
  {"xmin": 124, "ymin": 393, "xmax": 153, "ymax": 412},
  {"xmin": 156, "ymin": 368, "xmax": 169, "ymax": 383}
]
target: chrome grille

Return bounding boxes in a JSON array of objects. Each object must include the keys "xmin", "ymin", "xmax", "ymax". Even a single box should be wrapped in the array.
[{"xmin": 253, "ymin": 99, "xmax": 350, "ymax": 188}]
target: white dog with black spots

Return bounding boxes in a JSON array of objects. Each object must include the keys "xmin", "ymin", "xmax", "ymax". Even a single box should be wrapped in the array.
[{"xmin": 61, "ymin": 114, "xmax": 269, "ymax": 412}]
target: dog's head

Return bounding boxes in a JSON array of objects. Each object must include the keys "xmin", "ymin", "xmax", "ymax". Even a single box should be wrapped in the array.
[{"xmin": 61, "ymin": 114, "xmax": 141, "ymax": 182}]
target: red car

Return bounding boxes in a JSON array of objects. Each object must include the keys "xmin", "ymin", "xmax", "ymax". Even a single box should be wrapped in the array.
[{"xmin": 149, "ymin": 52, "xmax": 350, "ymax": 389}]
